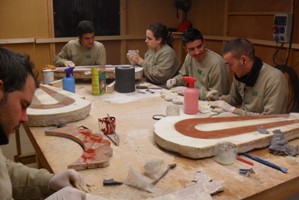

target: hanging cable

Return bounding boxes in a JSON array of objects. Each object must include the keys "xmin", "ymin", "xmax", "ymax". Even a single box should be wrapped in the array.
[
  {"xmin": 272, "ymin": 42, "xmax": 285, "ymax": 66},
  {"xmin": 274, "ymin": 0, "xmax": 299, "ymax": 112},
  {"xmin": 284, "ymin": 0, "xmax": 296, "ymax": 66}
]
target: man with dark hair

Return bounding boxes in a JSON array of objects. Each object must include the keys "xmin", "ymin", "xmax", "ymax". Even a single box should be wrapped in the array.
[
  {"xmin": 209, "ymin": 38, "xmax": 288, "ymax": 115},
  {"xmin": 54, "ymin": 20, "xmax": 106, "ymax": 67},
  {"xmin": 166, "ymin": 27, "xmax": 230, "ymax": 100},
  {"xmin": 0, "ymin": 47, "xmax": 88, "ymax": 199}
]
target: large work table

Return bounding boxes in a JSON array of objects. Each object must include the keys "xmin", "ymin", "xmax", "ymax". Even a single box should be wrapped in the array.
[{"xmin": 25, "ymin": 83, "xmax": 299, "ymax": 200}]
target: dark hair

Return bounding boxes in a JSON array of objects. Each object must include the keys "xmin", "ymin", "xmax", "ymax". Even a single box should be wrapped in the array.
[
  {"xmin": 77, "ymin": 20, "xmax": 95, "ymax": 37},
  {"xmin": 182, "ymin": 28, "xmax": 204, "ymax": 47},
  {"xmin": 222, "ymin": 38, "xmax": 255, "ymax": 60},
  {"xmin": 0, "ymin": 47, "xmax": 39, "ymax": 93},
  {"xmin": 148, "ymin": 22, "xmax": 174, "ymax": 48}
]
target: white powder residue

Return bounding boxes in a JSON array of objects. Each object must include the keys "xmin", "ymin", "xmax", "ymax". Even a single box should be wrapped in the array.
[{"xmin": 101, "ymin": 91, "xmax": 160, "ymax": 103}]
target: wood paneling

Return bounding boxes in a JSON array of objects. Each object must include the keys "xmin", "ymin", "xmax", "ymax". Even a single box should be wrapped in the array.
[
  {"xmin": 0, "ymin": 0, "xmax": 50, "ymax": 38},
  {"xmin": 229, "ymin": 0, "xmax": 291, "ymax": 12},
  {"xmin": 126, "ymin": 0, "xmax": 178, "ymax": 35},
  {"xmin": 188, "ymin": 0, "xmax": 225, "ymax": 36},
  {"xmin": 227, "ymin": 15, "xmax": 274, "ymax": 40},
  {"xmin": 1, "ymin": 0, "xmax": 299, "ymax": 79}
]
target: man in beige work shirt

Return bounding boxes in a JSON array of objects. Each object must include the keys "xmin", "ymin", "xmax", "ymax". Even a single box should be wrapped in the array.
[
  {"xmin": 210, "ymin": 38, "xmax": 288, "ymax": 115},
  {"xmin": 0, "ymin": 47, "xmax": 89, "ymax": 199},
  {"xmin": 54, "ymin": 20, "xmax": 106, "ymax": 68},
  {"xmin": 166, "ymin": 28, "xmax": 230, "ymax": 100}
]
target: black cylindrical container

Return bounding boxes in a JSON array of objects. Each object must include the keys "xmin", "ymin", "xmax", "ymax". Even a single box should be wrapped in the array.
[{"xmin": 115, "ymin": 65, "xmax": 135, "ymax": 93}]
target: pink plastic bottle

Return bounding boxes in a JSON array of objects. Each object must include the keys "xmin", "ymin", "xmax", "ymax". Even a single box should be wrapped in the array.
[{"xmin": 183, "ymin": 76, "xmax": 199, "ymax": 114}]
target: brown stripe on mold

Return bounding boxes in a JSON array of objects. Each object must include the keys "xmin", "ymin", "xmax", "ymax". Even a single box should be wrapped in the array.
[
  {"xmin": 174, "ymin": 114, "xmax": 299, "ymax": 139},
  {"xmin": 30, "ymin": 85, "xmax": 75, "ymax": 109}
]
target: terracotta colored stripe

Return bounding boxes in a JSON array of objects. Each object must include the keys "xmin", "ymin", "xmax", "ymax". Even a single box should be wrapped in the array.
[
  {"xmin": 174, "ymin": 115, "xmax": 299, "ymax": 139},
  {"xmin": 30, "ymin": 85, "xmax": 75, "ymax": 109}
]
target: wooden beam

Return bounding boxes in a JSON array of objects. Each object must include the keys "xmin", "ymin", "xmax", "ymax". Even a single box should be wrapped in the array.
[{"xmin": 0, "ymin": 38, "xmax": 35, "ymax": 44}]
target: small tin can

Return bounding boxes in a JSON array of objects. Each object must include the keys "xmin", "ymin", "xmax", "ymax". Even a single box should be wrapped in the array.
[{"xmin": 43, "ymin": 69, "xmax": 54, "ymax": 84}]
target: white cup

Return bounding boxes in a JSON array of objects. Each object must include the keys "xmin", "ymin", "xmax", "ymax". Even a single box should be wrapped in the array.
[
  {"xmin": 213, "ymin": 141, "xmax": 237, "ymax": 165},
  {"xmin": 43, "ymin": 69, "xmax": 54, "ymax": 84}
]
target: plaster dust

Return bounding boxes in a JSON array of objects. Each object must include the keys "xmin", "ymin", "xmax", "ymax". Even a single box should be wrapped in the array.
[
  {"xmin": 102, "ymin": 90, "xmax": 161, "ymax": 104},
  {"xmin": 125, "ymin": 129, "xmax": 173, "ymax": 161}
]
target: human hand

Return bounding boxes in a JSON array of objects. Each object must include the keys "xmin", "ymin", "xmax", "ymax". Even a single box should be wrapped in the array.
[
  {"xmin": 131, "ymin": 54, "xmax": 143, "ymax": 65},
  {"xmin": 127, "ymin": 53, "xmax": 137, "ymax": 65},
  {"xmin": 206, "ymin": 90, "xmax": 219, "ymax": 101},
  {"xmin": 208, "ymin": 100, "xmax": 235, "ymax": 113},
  {"xmin": 127, "ymin": 50, "xmax": 139, "ymax": 65},
  {"xmin": 64, "ymin": 60, "xmax": 75, "ymax": 67},
  {"xmin": 166, "ymin": 78, "xmax": 176, "ymax": 88},
  {"xmin": 49, "ymin": 169, "xmax": 90, "ymax": 193},
  {"xmin": 45, "ymin": 186, "xmax": 86, "ymax": 200}
]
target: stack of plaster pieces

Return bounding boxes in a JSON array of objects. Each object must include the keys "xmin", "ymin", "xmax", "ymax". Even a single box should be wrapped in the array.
[
  {"xmin": 160, "ymin": 86, "xmax": 224, "ymax": 116},
  {"xmin": 269, "ymin": 129, "xmax": 299, "ymax": 157},
  {"xmin": 160, "ymin": 86, "xmax": 186, "ymax": 105}
]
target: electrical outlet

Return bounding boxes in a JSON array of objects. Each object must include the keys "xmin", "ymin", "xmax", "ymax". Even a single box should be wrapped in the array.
[{"xmin": 272, "ymin": 13, "xmax": 292, "ymax": 43}]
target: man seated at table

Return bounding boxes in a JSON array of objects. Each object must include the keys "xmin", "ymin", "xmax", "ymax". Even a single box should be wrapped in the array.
[
  {"xmin": 0, "ymin": 47, "xmax": 88, "ymax": 200},
  {"xmin": 209, "ymin": 38, "xmax": 288, "ymax": 115},
  {"xmin": 166, "ymin": 27, "xmax": 231, "ymax": 100},
  {"xmin": 54, "ymin": 20, "xmax": 106, "ymax": 68}
]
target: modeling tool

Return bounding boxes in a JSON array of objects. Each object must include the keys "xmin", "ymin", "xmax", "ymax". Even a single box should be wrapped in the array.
[
  {"xmin": 237, "ymin": 157, "xmax": 254, "ymax": 166},
  {"xmin": 243, "ymin": 153, "xmax": 288, "ymax": 173},
  {"xmin": 151, "ymin": 163, "xmax": 177, "ymax": 185}
]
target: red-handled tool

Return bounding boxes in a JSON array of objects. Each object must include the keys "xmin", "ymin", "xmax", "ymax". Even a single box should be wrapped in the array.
[
  {"xmin": 237, "ymin": 157, "xmax": 254, "ymax": 166},
  {"xmin": 98, "ymin": 114, "xmax": 120, "ymax": 146}
]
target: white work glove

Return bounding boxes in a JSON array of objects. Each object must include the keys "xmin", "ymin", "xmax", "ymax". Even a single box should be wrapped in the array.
[
  {"xmin": 209, "ymin": 100, "xmax": 235, "ymax": 113},
  {"xmin": 45, "ymin": 186, "xmax": 86, "ymax": 200},
  {"xmin": 49, "ymin": 169, "xmax": 90, "ymax": 193},
  {"xmin": 64, "ymin": 60, "xmax": 75, "ymax": 67},
  {"xmin": 206, "ymin": 90, "xmax": 219, "ymax": 101},
  {"xmin": 166, "ymin": 78, "xmax": 176, "ymax": 89}
]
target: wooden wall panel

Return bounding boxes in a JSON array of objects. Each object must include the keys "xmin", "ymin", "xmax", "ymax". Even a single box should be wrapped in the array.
[
  {"xmin": 2, "ymin": 44, "xmax": 53, "ymax": 79},
  {"xmin": 205, "ymin": 41, "xmax": 223, "ymax": 55},
  {"xmin": 33, "ymin": 45, "xmax": 54, "ymax": 70},
  {"xmin": 289, "ymin": 50, "xmax": 299, "ymax": 75},
  {"xmin": 102, "ymin": 41, "xmax": 121, "ymax": 65},
  {"xmin": 227, "ymin": 15, "xmax": 274, "ymax": 40},
  {"xmin": 229, "ymin": 0, "xmax": 291, "ymax": 12},
  {"xmin": 254, "ymin": 45, "xmax": 279, "ymax": 65},
  {"xmin": 293, "ymin": 6, "xmax": 299, "ymax": 43},
  {"xmin": 126, "ymin": 0, "xmax": 178, "ymax": 35},
  {"xmin": 0, "ymin": 0, "xmax": 50, "ymax": 38},
  {"xmin": 188, "ymin": 0, "xmax": 225, "ymax": 36}
]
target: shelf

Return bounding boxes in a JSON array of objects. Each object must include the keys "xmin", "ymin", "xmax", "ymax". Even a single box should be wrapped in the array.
[
  {"xmin": 0, "ymin": 38, "xmax": 35, "ymax": 44},
  {"xmin": 228, "ymin": 12, "xmax": 288, "ymax": 16}
]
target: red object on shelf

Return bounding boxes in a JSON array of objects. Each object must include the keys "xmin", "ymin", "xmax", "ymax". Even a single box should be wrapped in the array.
[{"xmin": 177, "ymin": 21, "xmax": 192, "ymax": 32}]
